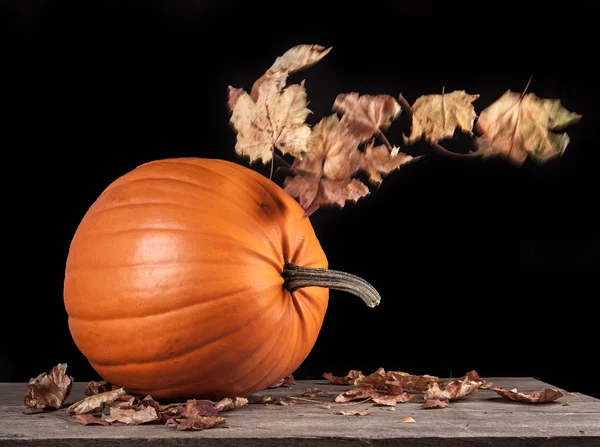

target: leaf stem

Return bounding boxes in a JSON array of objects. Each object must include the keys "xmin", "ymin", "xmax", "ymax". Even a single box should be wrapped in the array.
[
  {"xmin": 376, "ymin": 130, "xmax": 393, "ymax": 150},
  {"xmin": 282, "ymin": 262, "xmax": 381, "ymax": 308}
]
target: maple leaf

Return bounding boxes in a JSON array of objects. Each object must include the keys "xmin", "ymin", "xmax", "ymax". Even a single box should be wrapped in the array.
[
  {"xmin": 404, "ymin": 90, "xmax": 480, "ymax": 144},
  {"xmin": 283, "ymin": 114, "xmax": 368, "ymax": 215},
  {"xmin": 84, "ymin": 380, "xmax": 119, "ymax": 396},
  {"xmin": 67, "ymin": 388, "xmax": 128, "ymax": 415},
  {"xmin": 322, "ymin": 370, "xmax": 363, "ymax": 386},
  {"xmin": 424, "ymin": 376, "xmax": 482, "ymax": 401},
  {"xmin": 227, "ymin": 44, "xmax": 331, "ymax": 164},
  {"xmin": 386, "ymin": 371, "xmax": 444, "ymax": 392},
  {"xmin": 103, "ymin": 406, "xmax": 159, "ymax": 425},
  {"xmin": 463, "ymin": 370, "xmax": 493, "ymax": 389},
  {"xmin": 332, "ymin": 93, "xmax": 401, "ymax": 142},
  {"xmin": 422, "ymin": 399, "xmax": 449, "ymax": 409},
  {"xmin": 492, "ymin": 386, "xmax": 565, "ymax": 403},
  {"xmin": 215, "ymin": 397, "xmax": 249, "ymax": 411},
  {"xmin": 475, "ymin": 90, "xmax": 582, "ymax": 165},
  {"xmin": 361, "ymin": 141, "xmax": 417, "ymax": 185},
  {"xmin": 24, "ymin": 363, "xmax": 73, "ymax": 412}
]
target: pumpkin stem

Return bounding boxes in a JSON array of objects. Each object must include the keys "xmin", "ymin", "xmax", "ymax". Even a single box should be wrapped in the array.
[{"xmin": 282, "ymin": 262, "xmax": 381, "ymax": 308}]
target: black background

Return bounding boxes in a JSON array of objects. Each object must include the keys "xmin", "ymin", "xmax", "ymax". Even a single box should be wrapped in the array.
[{"xmin": 3, "ymin": 1, "xmax": 599, "ymax": 398}]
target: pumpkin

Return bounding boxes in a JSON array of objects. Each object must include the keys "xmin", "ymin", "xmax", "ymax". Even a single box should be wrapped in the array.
[{"xmin": 64, "ymin": 157, "xmax": 379, "ymax": 400}]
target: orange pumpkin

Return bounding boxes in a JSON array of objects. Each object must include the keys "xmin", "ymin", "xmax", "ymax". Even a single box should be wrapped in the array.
[{"xmin": 64, "ymin": 157, "xmax": 379, "ymax": 400}]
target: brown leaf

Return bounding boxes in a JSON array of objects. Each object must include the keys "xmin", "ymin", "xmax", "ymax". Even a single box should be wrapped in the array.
[
  {"xmin": 335, "ymin": 410, "xmax": 373, "ymax": 416},
  {"xmin": 67, "ymin": 388, "xmax": 128, "ymax": 415},
  {"xmin": 322, "ymin": 402, "xmax": 331, "ymax": 409},
  {"xmin": 422, "ymin": 399, "xmax": 449, "ymax": 409},
  {"xmin": 74, "ymin": 414, "xmax": 110, "ymax": 426},
  {"xmin": 475, "ymin": 90, "xmax": 582, "ymax": 165},
  {"xmin": 385, "ymin": 381, "xmax": 404, "ymax": 396},
  {"xmin": 354, "ymin": 367, "xmax": 388, "ymax": 389},
  {"xmin": 84, "ymin": 380, "xmax": 119, "ymax": 396},
  {"xmin": 322, "ymin": 370, "xmax": 363, "ymax": 386},
  {"xmin": 334, "ymin": 387, "xmax": 377, "ymax": 403},
  {"xmin": 302, "ymin": 388, "xmax": 332, "ymax": 398},
  {"xmin": 283, "ymin": 113, "xmax": 368, "ymax": 214},
  {"xmin": 103, "ymin": 406, "xmax": 159, "ymax": 425},
  {"xmin": 491, "ymin": 386, "xmax": 565, "ymax": 403},
  {"xmin": 360, "ymin": 142, "xmax": 417, "ymax": 185},
  {"xmin": 228, "ymin": 45, "xmax": 330, "ymax": 164},
  {"xmin": 254, "ymin": 395, "xmax": 274, "ymax": 405},
  {"xmin": 424, "ymin": 377, "xmax": 481, "ymax": 401},
  {"xmin": 332, "ymin": 93, "xmax": 401, "ymax": 142},
  {"xmin": 24, "ymin": 363, "xmax": 74, "ymax": 411},
  {"xmin": 404, "ymin": 90, "xmax": 480, "ymax": 144},
  {"xmin": 463, "ymin": 370, "xmax": 493, "ymax": 389},
  {"xmin": 166, "ymin": 415, "xmax": 227, "ymax": 431},
  {"xmin": 277, "ymin": 397, "xmax": 297, "ymax": 406},
  {"xmin": 267, "ymin": 374, "xmax": 295, "ymax": 388},
  {"xmin": 386, "ymin": 371, "xmax": 444, "ymax": 392},
  {"xmin": 372, "ymin": 393, "xmax": 415, "ymax": 406},
  {"xmin": 402, "ymin": 417, "xmax": 416, "ymax": 423},
  {"xmin": 215, "ymin": 397, "xmax": 248, "ymax": 412}
]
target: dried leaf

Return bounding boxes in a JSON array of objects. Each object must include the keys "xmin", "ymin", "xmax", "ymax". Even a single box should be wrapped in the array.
[
  {"xmin": 332, "ymin": 93, "xmax": 401, "ymax": 142},
  {"xmin": 278, "ymin": 397, "xmax": 297, "ymax": 406},
  {"xmin": 103, "ymin": 405, "xmax": 159, "ymax": 425},
  {"xmin": 422, "ymin": 399, "xmax": 449, "ymax": 409},
  {"xmin": 361, "ymin": 142, "xmax": 417, "ymax": 185},
  {"xmin": 255, "ymin": 395, "xmax": 274, "ymax": 404},
  {"xmin": 463, "ymin": 370, "xmax": 493, "ymax": 389},
  {"xmin": 322, "ymin": 402, "xmax": 331, "ymax": 409},
  {"xmin": 166, "ymin": 415, "xmax": 227, "ymax": 431},
  {"xmin": 85, "ymin": 380, "xmax": 119, "ymax": 396},
  {"xmin": 322, "ymin": 370, "xmax": 363, "ymax": 386},
  {"xmin": 385, "ymin": 381, "xmax": 404, "ymax": 396},
  {"xmin": 302, "ymin": 388, "xmax": 332, "ymax": 397},
  {"xmin": 68, "ymin": 388, "xmax": 128, "ymax": 415},
  {"xmin": 402, "ymin": 417, "xmax": 416, "ymax": 423},
  {"xmin": 404, "ymin": 90, "xmax": 480, "ymax": 144},
  {"xmin": 335, "ymin": 387, "xmax": 377, "ymax": 403},
  {"xmin": 228, "ymin": 45, "xmax": 330, "ymax": 164},
  {"xmin": 475, "ymin": 90, "xmax": 582, "ymax": 165},
  {"xmin": 267, "ymin": 374, "xmax": 295, "ymax": 388},
  {"xmin": 424, "ymin": 377, "xmax": 481, "ymax": 401},
  {"xmin": 492, "ymin": 387, "xmax": 565, "ymax": 403},
  {"xmin": 215, "ymin": 397, "xmax": 248, "ymax": 412},
  {"xmin": 74, "ymin": 414, "xmax": 110, "ymax": 425},
  {"xmin": 372, "ymin": 393, "xmax": 415, "ymax": 406},
  {"xmin": 335, "ymin": 410, "xmax": 372, "ymax": 416},
  {"xmin": 387, "ymin": 371, "xmax": 444, "ymax": 392},
  {"xmin": 354, "ymin": 367, "xmax": 388, "ymax": 389},
  {"xmin": 24, "ymin": 363, "xmax": 74, "ymax": 411},
  {"xmin": 283, "ymin": 114, "xmax": 368, "ymax": 214}
]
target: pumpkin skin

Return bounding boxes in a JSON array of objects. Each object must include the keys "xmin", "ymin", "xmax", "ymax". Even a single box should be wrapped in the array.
[{"xmin": 64, "ymin": 158, "xmax": 329, "ymax": 400}]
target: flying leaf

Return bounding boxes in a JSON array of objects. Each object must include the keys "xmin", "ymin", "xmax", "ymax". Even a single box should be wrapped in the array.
[
  {"xmin": 228, "ymin": 44, "xmax": 331, "ymax": 164},
  {"xmin": 492, "ymin": 386, "xmax": 565, "ymax": 403},
  {"xmin": 68, "ymin": 388, "xmax": 128, "ymax": 415},
  {"xmin": 475, "ymin": 90, "xmax": 582, "ymax": 165},
  {"xmin": 424, "ymin": 376, "xmax": 482, "ymax": 401},
  {"xmin": 422, "ymin": 399, "xmax": 449, "ymax": 409},
  {"xmin": 24, "ymin": 363, "xmax": 74, "ymax": 412},
  {"xmin": 404, "ymin": 90, "xmax": 480, "ymax": 144},
  {"xmin": 322, "ymin": 370, "xmax": 363, "ymax": 385},
  {"xmin": 103, "ymin": 405, "xmax": 159, "ymax": 425},
  {"xmin": 283, "ymin": 114, "xmax": 369, "ymax": 215},
  {"xmin": 332, "ymin": 93, "xmax": 401, "ymax": 142},
  {"xmin": 360, "ymin": 142, "xmax": 417, "ymax": 185}
]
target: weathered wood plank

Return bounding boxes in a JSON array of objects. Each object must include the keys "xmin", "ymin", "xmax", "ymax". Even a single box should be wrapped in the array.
[{"xmin": 1, "ymin": 378, "xmax": 599, "ymax": 446}]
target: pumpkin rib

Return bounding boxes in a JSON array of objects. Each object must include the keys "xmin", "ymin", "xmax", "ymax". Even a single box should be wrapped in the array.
[{"xmin": 67, "ymin": 279, "xmax": 283, "ymax": 322}]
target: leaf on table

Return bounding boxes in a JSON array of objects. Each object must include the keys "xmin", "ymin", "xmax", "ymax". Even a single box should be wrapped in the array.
[
  {"xmin": 372, "ymin": 393, "xmax": 415, "ymax": 406},
  {"xmin": 424, "ymin": 376, "xmax": 482, "ymax": 401},
  {"xmin": 402, "ymin": 417, "xmax": 416, "ymax": 423},
  {"xmin": 227, "ymin": 44, "xmax": 330, "ymax": 164},
  {"xmin": 322, "ymin": 402, "xmax": 331, "ymax": 409},
  {"xmin": 166, "ymin": 415, "xmax": 227, "ymax": 431},
  {"xmin": 335, "ymin": 410, "xmax": 373, "ymax": 416},
  {"xmin": 334, "ymin": 387, "xmax": 376, "ymax": 403},
  {"xmin": 463, "ymin": 370, "xmax": 493, "ymax": 389},
  {"xmin": 360, "ymin": 141, "xmax": 417, "ymax": 185},
  {"xmin": 74, "ymin": 414, "xmax": 110, "ymax": 426},
  {"xmin": 254, "ymin": 395, "xmax": 274, "ymax": 405},
  {"xmin": 267, "ymin": 374, "xmax": 295, "ymax": 388},
  {"xmin": 85, "ymin": 380, "xmax": 120, "ymax": 396},
  {"xmin": 491, "ymin": 386, "xmax": 565, "ymax": 403},
  {"xmin": 283, "ymin": 113, "xmax": 368, "ymax": 215},
  {"xmin": 422, "ymin": 398, "xmax": 449, "ymax": 409},
  {"xmin": 277, "ymin": 397, "xmax": 297, "ymax": 406},
  {"xmin": 475, "ymin": 90, "xmax": 582, "ymax": 165},
  {"xmin": 215, "ymin": 397, "xmax": 248, "ymax": 412},
  {"xmin": 332, "ymin": 93, "xmax": 401, "ymax": 142},
  {"xmin": 24, "ymin": 363, "xmax": 74, "ymax": 411},
  {"xmin": 386, "ymin": 371, "xmax": 444, "ymax": 392},
  {"xmin": 404, "ymin": 90, "xmax": 480, "ymax": 144},
  {"xmin": 302, "ymin": 388, "xmax": 332, "ymax": 397},
  {"xmin": 354, "ymin": 367, "xmax": 389, "ymax": 389},
  {"xmin": 103, "ymin": 405, "xmax": 159, "ymax": 425},
  {"xmin": 67, "ymin": 388, "xmax": 128, "ymax": 415},
  {"xmin": 322, "ymin": 370, "xmax": 363, "ymax": 386}
]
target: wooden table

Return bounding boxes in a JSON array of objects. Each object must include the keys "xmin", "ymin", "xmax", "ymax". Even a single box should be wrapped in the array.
[{"xmin": 1, "ymin": 378, "xmax": 599, "ymax": 446}]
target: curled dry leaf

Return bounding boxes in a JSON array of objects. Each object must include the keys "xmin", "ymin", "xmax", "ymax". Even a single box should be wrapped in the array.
[
  {"xmin": 302, "ymin": 388, "xmax": 332, "ymax": 398},
  {"xmin": 475, "ymin": 90, "xmax": 582, "ymax": 165},
  {"xmin": 85, "ymin": 380, "xmax": 119, "ymax": 396},
  {"xmin": 424, "ymin": 377, "xmax": 482, "ymax": 401},
  {"xmin": 372, "ymin": 393, "xmax": 415, "ymax": 406},
  {"xmin": 464, "ymin": 370, "xmax": 493, "ymax": 389},
  {"xmin": 215, "ymin": 397, "xmax": 249, "ymax": 412},
  {"xmin": 402, "ymin": 417, "xmax": 416, "ymax": 423},
  {"xmin": 492, "ymin": 386, "xmax": 565, "ymax": 403},
  {"xmin": 335, "ymin": 410, "xmax": 373, "ymax": 416},
  {"xmin": 24, "ymin": 363, "xmax": 74, "ymax": 412},
  {"xmin": 75, "ymin": 414, "xmax": 110, "ymax": 426},
  {"xmin": 278, "ymin": 397, "xmax": 297, "ymax": 406},
  {"xmin": 332, "ymin": 93, "xmax": 401, "ymax": 142},
  {"xmin": 422, "ymin": 399, "xmax": 449, "ymax": 409},
  {"xmin": 322, "ymin": 402, "xmax": 331, "ymax": 409},
  {"xmin": 404, "ymin": 90, "xmax": 480, "ymax": 144},
  {"xmin": 68, "ymin": 388, "xmax": 128, "ymax": 415},
  {"xmin": 103, "ymin": 405, "xmax": 159, "ymax": 425},
  {"xmin": 322, "ymin": 370, "xmax": 363, "ymax": 386},
  {"xmin": 166, "ymin": 415, "xmax": 227, "ymax": 431},
  {"xmin": 361, "ymin": 142, "xmax": 417, "ymax": 185},
  {"xmin": 386, "ymin": 371, "xmax": 443, "ymax": 392},
  {"xmin": 267, "ymin": 374, "xmax": 295, "ymax": 388},
  {"xmin": 228, "ymin": 45, "xmax": 331, "ymax": 164}
]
